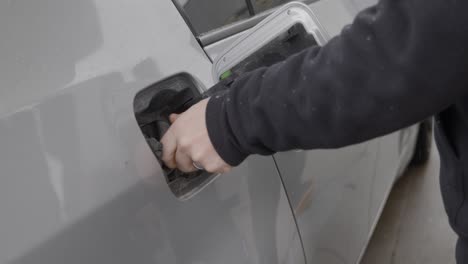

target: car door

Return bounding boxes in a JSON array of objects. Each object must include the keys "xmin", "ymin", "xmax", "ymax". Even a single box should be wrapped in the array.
[
  {"xmin": 336, "ymin": 0, "xmax": 422, "ymax": 249},
  {"xmin": 202, "ymin": 1, "xmax": 380, "ymax": 263},
  {"xmin": 0, "ymin": 1, "xmax": 304, "ymax": 263},
  {"xmin": 282, "ymin": 2, "xmax": 379, "ymax": 264}
]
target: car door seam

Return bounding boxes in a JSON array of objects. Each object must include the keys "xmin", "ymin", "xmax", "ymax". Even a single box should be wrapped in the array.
[{"xmin": 272, "ymin": 156, "xmax": 308, "ymax": 264}]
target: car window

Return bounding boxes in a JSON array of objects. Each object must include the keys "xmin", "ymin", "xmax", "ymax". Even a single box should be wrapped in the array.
[
  {"xmin": 253, "ymin": 0, "xmax": 294, "ymax": 13},
  {"xmin": 175, "ymin": 0, "xmax": 315, "ymax": 36},
  {"xmin": 176, "ymin": 0, "xmax": 250, "ymax": 35}
]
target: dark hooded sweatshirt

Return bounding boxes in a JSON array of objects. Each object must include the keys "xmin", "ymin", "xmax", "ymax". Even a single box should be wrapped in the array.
[{"xmin": 205, "ymin": 0, "xmax": 468, "ymax": 237}]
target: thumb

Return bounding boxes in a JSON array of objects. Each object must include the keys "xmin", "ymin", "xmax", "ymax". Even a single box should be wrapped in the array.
[{"xmin": 169, "ymin": 114, "xmax": 180, "ymax": 123}]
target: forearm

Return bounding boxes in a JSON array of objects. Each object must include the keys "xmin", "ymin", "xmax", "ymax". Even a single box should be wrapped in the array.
[{"xmin": 206, "ymin": 0, "xmax": 468, "ymax": 166}]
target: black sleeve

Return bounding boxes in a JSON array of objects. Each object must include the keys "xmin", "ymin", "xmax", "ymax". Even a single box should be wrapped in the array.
[{"xmin": 205, "ymin": 0, "xmax": 468, "ymax": 166}]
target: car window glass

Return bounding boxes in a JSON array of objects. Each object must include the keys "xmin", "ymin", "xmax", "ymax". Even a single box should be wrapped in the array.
[
  {"xmin": 253, "ymin": 0, "xmax": 294, "ymax": 13},
  {"xmin": 176, "ymin": 0, "xmax": 250, "ymax": 35},
  {"xmin": 175, "ymin": 0, "xmax": 316, "ymax": 36}
]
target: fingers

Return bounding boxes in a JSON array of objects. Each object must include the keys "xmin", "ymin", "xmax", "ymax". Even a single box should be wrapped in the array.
[
  {"xmin": 194, "ymin": 145, "xmax": 232, "ymax": 174},
  {"xmin": 175, "ymin": 149, "xmax": 196, "ymax": 173},
  {"xmin": 195, "ymin": 151, "xmax": 231, "ymax": 173},
  {"xmin": 161, "ymin": 127, "xmax": 232, "ymax": 173},
  {"xmin": 203, "ymin": 158, "xmax": 232, "ymax": 174},
  {"xmin": 160, "ymin": 99, "xmax": 235, "ymax": 174},
  {"xmin": 161, "ymin": 130, "xmax": 177, "ymax": 169}
]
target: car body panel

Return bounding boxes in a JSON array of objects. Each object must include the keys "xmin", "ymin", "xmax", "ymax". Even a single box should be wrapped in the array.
[
  {"xmin": 1, "ymin": 0, "xmax": 420, "ymax": 263},
  {"xmin": 356, "ymin": 126, "xmax": 418, "ymax": 263},
  {"xmin": 0, "ymin": 0, "xmax": 304, "ymax": 263}
]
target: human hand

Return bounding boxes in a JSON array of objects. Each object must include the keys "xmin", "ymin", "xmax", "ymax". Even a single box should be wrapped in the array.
[{"xmin": 161, "ymin": 98, "xmax": 232, "ymax": 174}]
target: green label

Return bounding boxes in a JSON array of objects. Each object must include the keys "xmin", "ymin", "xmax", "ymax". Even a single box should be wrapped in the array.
[{"xmin": 220, "ymin": 70, "xmax": 232, "ymax": 80}]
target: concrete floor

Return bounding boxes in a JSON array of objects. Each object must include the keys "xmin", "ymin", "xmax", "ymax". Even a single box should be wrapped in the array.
[{"xmin": 361, "ymin": 142, "xmax": 458, "ymax": 264}]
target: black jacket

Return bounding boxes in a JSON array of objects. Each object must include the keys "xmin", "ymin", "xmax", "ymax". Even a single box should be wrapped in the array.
[{"xmin": 206, "ymin": 0, "xmax": 468, "ymax": 237}]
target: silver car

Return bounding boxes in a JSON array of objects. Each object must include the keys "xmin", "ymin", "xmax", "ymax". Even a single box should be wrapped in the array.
[{"xmin": 0, "ymin": 0, "xmax": 431, "ymax": 263}]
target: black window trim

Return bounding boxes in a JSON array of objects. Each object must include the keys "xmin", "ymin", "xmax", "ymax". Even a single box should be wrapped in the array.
[
  {"xmin": 200, "ymin": 0, "xmax": 317, "ymax": 46},
  {"xmin": 245, "ymin": 0, "xmax": 256, "ymax": 16},
  {"xmin": 199, "ymin": 12, "xmax": 268, "ymax": 46},
  {"xmin": 173, "ymin": 0, "xmax": 317, "ymax": 47}
]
